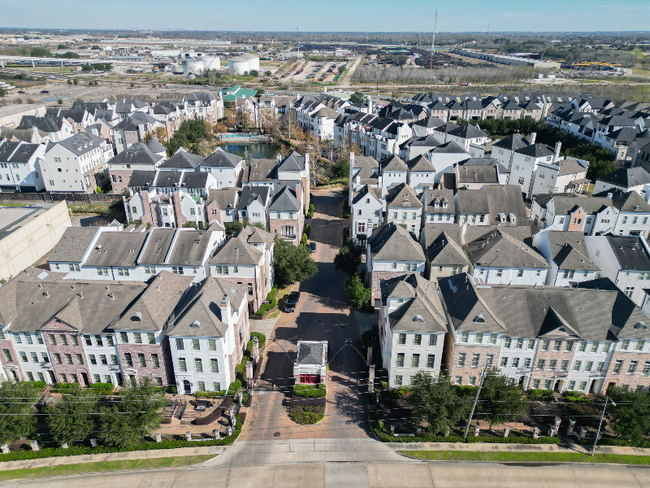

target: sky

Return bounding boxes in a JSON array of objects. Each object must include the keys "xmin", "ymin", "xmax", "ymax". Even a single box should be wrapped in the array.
[{"xmin": 2, "ymin": 0, "xmax": 650, "ymax": 32}]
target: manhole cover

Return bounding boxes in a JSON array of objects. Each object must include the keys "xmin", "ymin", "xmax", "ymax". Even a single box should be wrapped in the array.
[{"xmin": 274, "ymin": 432, "xmax": 281, "ymax": 437}]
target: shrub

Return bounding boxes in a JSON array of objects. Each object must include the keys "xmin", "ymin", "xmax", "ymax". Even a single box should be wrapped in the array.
[
  {"xmin": 306, "ymin": 202, "xmax": 315, "ymax": 219},
  {"xmin": 564, "ymin": 391, "xmax": 591, "ymax": 403},
  {"xmin": 89, "ymin": 382, "xmax": 115, "ymax": 395},
  {"xmin": 293, "ymin": 383, "xmax": 327, "ymax": 398},
  {"xmin": 246, "ymin": 332, "xmax": 266, "ymax": 356},
  {"xmin": 291, "ymin": 399, "xmax": 325, "ymax": 424},
  {"xmin": 52, "ymin": 383, "xmax": 80, "ymax": 393},
  {"xmin": 195, "ymin": 391, "xmax": 225, "ymax": 399},
  {"xmin": 228, "ymin": 380, "xmax": 242, "ymax": 396},
  {"xmin": 21, "ymin": 381, "xmax": 46, "ymax": 390},
  {"xmin": 531, "ymin": 389, "xmax": 556, "ymax": 402},
  {"xmin": 255, "ymin": 288, "xmax": 278, "ymax": 317},
  {"xmin": 304, "ymin": 224, "xmax": 311, "ymax": 238}
]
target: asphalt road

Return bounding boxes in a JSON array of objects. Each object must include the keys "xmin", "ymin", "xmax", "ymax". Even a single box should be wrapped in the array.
[{"xmin": 239, "ymin": 190, "xmax": 369, "ymax": 441}]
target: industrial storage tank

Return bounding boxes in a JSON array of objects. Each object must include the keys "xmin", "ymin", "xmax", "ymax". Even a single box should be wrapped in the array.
[
  {"xmin": 181, "ymin": 57, "xmax": 205, "ymax": 76},
  {"xmin": 201, "ymin": 55, "xmax": 221, "ymax": 71},
  {"xmin": 228, "ymin": 56, "xmax": 250, "ymax": 75},
  {"xmin": 242, "ymin": 54, "xmax": 260, "ymax": 72}
]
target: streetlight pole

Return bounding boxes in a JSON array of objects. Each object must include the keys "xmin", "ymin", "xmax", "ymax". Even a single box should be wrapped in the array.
[
  {"xmin": 591, "ymin": 396, "xmax": 616, "ymax": 456},
  {"xmin": 463, "ymin": 363, "xmax": 488, "ymax": 443}
]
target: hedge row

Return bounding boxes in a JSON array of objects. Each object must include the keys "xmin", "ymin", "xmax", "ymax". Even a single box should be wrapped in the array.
[
  {"xmin": 255, "ymin": 288, "xmax": 278, "ymax": 317},
  {"xmin": 293, "ymin": 384, "xmax": 327, "ymax": 398},
  {"xmin": 0, "ymin": 414, "xmax": 242, "ymax": 462},
  {"xmin": 372, "ymin": 425, "xmax": 559, "ymax": 445}
]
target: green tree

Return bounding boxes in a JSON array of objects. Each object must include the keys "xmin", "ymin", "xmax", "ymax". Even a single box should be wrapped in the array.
[
  {"xmin": 332, "ymin": 158, "xmax": 349, "ymax": 180},
  {"xmin": 608, "ymin": 386, "xmax": 650, "ymax": 444},
  {"xmin": 47, "ymin": 389, "xmax": 98, "ymax": 445},
  {"xmin": 334, "ymin": 240, "xmax": 363, "ymax": 276},
  {"xmin": 273, "ymin": 238, "xmax": 318, "ymax": 287},
  {"xmin": 73, "ymin": 79, "xmax": 78, "ymax": 85},
  {"xmin": 349, "ymin": 92, "xmax": 367, "ymax": 105},
  {"xmin": 29, "ymin": 47, "xmax": 51, "ymax": 58},
  {"xmin": 409, "ymin": 372, "xmax": 467, "ymax": 435},
  {"xmin": 479, "ymin": 368, "xmax": 528, "ymax": 429},
  {"xmin": 67, "ymin": 79, "xmax": 72, "ymax": 85},
  {"xmin": 0, "ymin": 381, "xmax": 40, "ymax": 443},
  {"xmin": 57, "ymin": 98, "xmax": 63, "ymax": 105},
  {"xmin": 0, "ymin": 88, "xmax": 5, "ymax": 98},
  {"xmin": 98, "ymin": 378, "xmax": 166, "ymax": 448},
  {"xmin": 345, "ymin": 273, "xmax": 371, "ymax": 309}
]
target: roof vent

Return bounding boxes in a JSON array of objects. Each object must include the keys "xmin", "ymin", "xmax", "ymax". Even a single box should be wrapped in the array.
[
  {"xmin": 635, "ymin": 321, "xmax": 647, "ymax": 330},
  {"xmin": 132, "ymin": 312, "xmax": 142, "ymax": 321},
  {"xmin": 635, "ymin": 205, "xmax": 641, "ymax": 210},
  {"xmin": 413, "ymin": 314, "xmax": 424, "ymax": 322},
  {"xmin": 190, "ymin": 320, "xmax": 201, "ymax": 328},
  {"xmin": 473, "ymin": 314, "xmax": 486, "ymax": 323}
]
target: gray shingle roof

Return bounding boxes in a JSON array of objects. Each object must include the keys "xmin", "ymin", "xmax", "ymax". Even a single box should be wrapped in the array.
[
  {"xmin": 593, "ymin": 189, "xmax": 650, "ymax": 213},
  {"xmin": 424, "ymin": 231, "xmax": 470, "ymax": 267},
  {"xmin": 209, "ymin": 236, "xmax": 262, "ymax": 265},
  {"xmin": 406, "ymin": 155, "xmax": 435, "ymax": 172},
  {"xmin": 606, "ymin": 236, "xmax": 650, "ymax": 271},
  {"xmin": 84, "ymin": 231, "xmax": 148, "ymax": 268},
  {"xmin": 552, "ymin": 195, "xmax": 613, "ymax": 216},
  {"xmin": 546, "ymin": 231, "xmax": 599, "ymax": 271},
  {"xmin": 48, "ymin": 227, "xmax": 98, "ymax": 263},
  {"xmin": 352, "ymin": 185, "xmax": 382, "ymax": 205},
  {"xmin": 146, "ymin": 137, "xmax": 167, "ymax": 154},
  {"xmin": 515, "ymin": 143, "xmax": 555, "ymax": 158},
  {"xmin": 456, "ymin": 165, "xmax": 498, "ymax": 185},
  {"xmin": 238, "ymin": 186, "xmax": 270, "ymax": 210},
  {"xmin": 423, "ymin": 189, "xmax": 455, "ymax": 215},
  {"xmin": 53, "ymin": 132, "xmax": 104, "ymax": 156},
  {"xmin": 107, "ymin": 142, "xmax": 162, "ymax": 166},
  {"xmin": 269, "ymin": 185, "xmax": 301, "ymax": 212},
  {"xmin": 380, "ymin": 154, "xmax": 408, "ymax": 172},
  {"xmin": 278, "ymin": 151, "xmax": 306, "ymax": 172},
  {"xmin": 456, "ymin": 185, "xmax": 527, "ymax": 225},
  {"xmin": 201, "ymin": 147, "xmax": 243, "ymax": 168},
  {"xmin": 158, "ymin": 149, "xmax": 204, "ymax": 170},
  {"xmin": 368, "ymin": 223, "xmax": 425, "ymax": 262},
  {"xmin": 297, "ymin": 341, "xmax": 326, "ymax": 365},
  {"xmin": 385, "ymin": 183, "xmax": 422, "ymax": 209},
  {"xmin": 493, "ymin": 133, "xmax": 529, "ymax": 151},
  {"xmin": 597, "ymin": 167, "xmax": 650, "ymax": 189},
  {"xmin": 465, "ymin": 229, "xmax": 549, "ymax": 269},
  {"xmin": 245, "ymin": 158, "xmax": 277, "ymax": 182},
  {"xmin": 207, "ymin": 188, "xmax": 238, "ymax": 209}
]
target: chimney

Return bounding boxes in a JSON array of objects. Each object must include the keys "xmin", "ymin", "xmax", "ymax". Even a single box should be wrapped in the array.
[
  {"xmin": 554, "ymin": 142, "xmax": 562, "ymax": 163},
  {"xmin": 295, "ymin": 182, "xmax": 303, "ymax": 215},
  {"xmin": 368, "ymin": 99, "xmax": 373, "ymax": 114},
  {"xmin": 529, "ymin": 132, "xmax": 537, "ymax": 145},
  {"xmin": 219, "ymin": 294, "xmax": 231, "ymax": 327},
  {"xmin": 607, "ymin": 192, "xmax": 613, "ymax": 199}
]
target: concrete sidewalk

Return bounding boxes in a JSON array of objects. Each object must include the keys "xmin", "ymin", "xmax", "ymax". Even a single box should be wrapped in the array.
[{"xmin": 0, "ymin": 445, "xmax": 225, "ymax": 472}]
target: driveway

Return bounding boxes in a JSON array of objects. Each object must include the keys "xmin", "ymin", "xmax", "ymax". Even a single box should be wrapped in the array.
[{"xmin": 239, "ymin": 190, "xmax": 370, "ymax": 441}]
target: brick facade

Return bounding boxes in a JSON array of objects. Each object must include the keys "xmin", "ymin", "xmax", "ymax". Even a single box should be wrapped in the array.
[
  {"xmin": 527, "ymin": 343, "xmax": 576, "ymax": 392},
  {"xmin": 568, "ymin": 208, "xmax": 587, "ymax": 232},
  {"xmin": 206, "ymin": 202, "xmax": 223, "ymax": 225},
  {"xmin": 172, "ymin": 191, "xmax": 187, "ymax": 227},
  {"xmin": 269, "ymin": 217, "xmax": 303, "ymax": 246},
  {"xmin": 0, "ymin": 336, "xmax": 23, "ymax": 381},
  {"xmin": 603, "ymin": 350, "xmax": 650, "ymax": 392},
  {"xmin": 217, "ymin": 276, "xmax": 261, "ymax": 312},
  {"xmin": 42, "ymin": 319, "xmax": 92, "ymax": 385},
  {"xmin": 115, "ymin": 342, "xmax": 169, "ymax": 386},
  {"xmin": 449, "ymin": 344, "xmax": 501, "ymax": 384},
  {"xmin": 109, "ymin": 169, "xmax": 133, "ymax": 195}
]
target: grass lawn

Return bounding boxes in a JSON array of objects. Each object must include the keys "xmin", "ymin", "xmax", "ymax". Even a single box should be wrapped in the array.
[
  {"xmin": 0, "ymin": 454, "xmax": 216, "ymax": 481},
  {"xmin": 401, "ymin": 451, "xmax": 650, "ymax": 465}
]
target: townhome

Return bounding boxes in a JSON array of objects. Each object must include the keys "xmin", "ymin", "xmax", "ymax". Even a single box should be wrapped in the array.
[
  {"xmin": 15, "ymin": 116, "xmax": 74, "ymax": 142},
  {"xmin": 110, "ymin": 272, "xmax": 192, "ymax": 386},
  {"xmin": 554, "ymin": 158, "xmax": 589, "ymax": 194},
  {"xmin": 585, "ymin": 235, "xmax": 650, "ymax": 307},
  {"xmin": 405, "ymin": 155, "xmax": 436, "ymax": 193},
  {"xmin": 454, "ymin": 163, "xmax": 500, "ymax": 190},
  {"xmin": 509, "ymin": 141, "xmax": 563, "ymax": 198},
  {"xmin": 399, "ymin": 135, "xmax": 442, "ymax": 161},
  {"xmin": 593, "ymin": 167, "xmax": 650, "ymax": 198},
  {"xmin": 439, "ymin": 272, "xmax": 650, "ymax": 394},
  {"xmin": 455, "ymin": 185, "xmax": 527, "ymax": 227},
  {"xmin": 206, "ymin": 188, "xmax": 239, "ymax": 226},
  {"xmin": 530, "ymin": 194, "xmax": 617, "ymax": 235},
  {"xmin": 427, "ymin": 101, "xmax": 449, "ymax": 122},
  {"xmin": 48, "ymin": 226, "xmax": 223, "ymax": 283},
  {"xmin": 125, "ymin": 170, "xmax": 219, "ymax": 227},
  {"xmin": 107, "ymin": 142, "xmax": 163, "ymax": 194},
  {"xmin": 366, "ymin": 223, "xmax": 426, "ymax": 306},
  {"xmin": 532, "ymin": 230, "xmax": 600, "ymax": 286},
  {"xmin": 268, "ymin": 184, "xmax": 304, "ymax": 245},
  {"xmin": 500, "ymin": 100, "xmax": 523, "ymax": 120},
  {"xmin": 349, "ymin": 154, "xmax": 380, "ymax": 195},
  {"xmin": 571, "ymin": 96, "xmax": 615, "ymax": 114},
  {"xmin": 461, "ymin": 99, "xmax": 483, "ymax": 121},
  {"xmin": 421, "ymin": 188, "xmax": 455, "ymax": 224},
  {"xmin": 198, "ymin": 147, "xmax": 244, "ymax": 189},
  {"xmin": 379, "ymin": 154, "xmax": 409, "ymax": 195},
  {"xmin": 157, "ymin": 148, "xmax": 205, "ymax": 172},
  {"xmin": 237, "ymin": 186, "xmax": 271, "ymax": 228},
  {"xmin": 465, "ymin": 229, "xmax": 549, "ymax": 286},
  {"xmin": 593, "ymin": 115, "xmax": 639, "ymax": 147},
  {"xmin": 378, "ymin": 274, "xmax": 447, "ymax": 387},
  {"xmin": 411, "ymin": 117, "xmax": 446, "ymax": 137},
  {"xmin": 111, "ymin": 113, "xmax": 165, "ymax": 155},
  {"xmin": 595, "ymin": 189, "xmax": 650, "ymax": 238},
  {"xmin": 491, "ymin": 133, "xmax": 530, "ymax": 172},
  {"xmin": 0, "ymin": 268, "xmax": 192, "ymax": 387},
  {"xmin": 114, "ymin": 99, "xmax": 150, "ymax": 120},
  {"xmin": 385, "ymin": 183, "xmax": 422, "ymax": 236},
  {"xmin": 445, "ymin": 100, "xmax": 464, "ymax": 122},
  {"xmin": 0, "ymin": 140, "xmax": 47, "ymax": 192},
  {"xmin": 457, "ymin": 157, "xmax": 510, "ymax": 185},
  {"xmin": 351, "ymin": 185, "xmax": 383, "ymax": 244},
  {"xmin": 151, "ymin": 101, "xmax": 183, "ymax": 140},
  {"xmin": 481, "ymin": 96, "xmax": 501, "ymax": 120},
  {"xmin": 167, "ymin": 278, "xmax": 249, "ymax": 394},
  {"xmin": 41, "ymin": 132, "xmax": 113, "ymax": 193},
  {"xmin": 420, "ymin": 224, "xmax": 469, "ymax": 279},
  {"xmin": 519, "ymin": 100, "xmax": 544, "ymax": 121},
  {"xmin": 425, "ymin": 141, "xmax": 470, "ymax": 183},
  {"xmin": 185, "ymin": 92, "xmax": 224, "ymax": 123},
  {"xmin": 209, "ymin": 226, "xmax": 274, "ymax": 313},
  {"xmin": 445, "ymin": 124, "xmax": 490, "ymax": 155}
]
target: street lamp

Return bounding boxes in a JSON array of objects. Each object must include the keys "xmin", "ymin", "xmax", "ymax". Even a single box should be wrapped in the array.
[{"xmin": 591, "ymin": 396, "xmax": 616, "ymax": 456}]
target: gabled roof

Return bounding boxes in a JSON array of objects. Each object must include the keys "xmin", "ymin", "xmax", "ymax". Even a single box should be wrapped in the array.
[
  {"xmin": 493, "ymin": 133, "xmax": 529, "ymax": 151},
  {"xmin": 238, "ymin": 186, "xmax": 270, "ymax": 211},
  {"xmin": 551, "ymin": 194, "xmax": 613, "ymax": 216},
  {"xmin": 428, "ymin": 141, "xmax": 467, "ymax": 154},
  {"xmin": 448, "ymin": 124, "xmax": 488, "ymax": 140},
  {"xmin": 107, "ymin": 142, "xmax": 162, "ymax": 166},
  {"xmin": 597, "ymin": 167, "xmax": 650, "ymax": 189},
  {"xmin": 158, "ymin": 148, "xmax": 204, "ymax": 170},
  {"xmin": 84, "ymin": 231, "xmax": 148, "ymax": 268},
  {"xmin": 238, "ymin": 225, "xmax": 274, "ymax": 249},
  {"xmin": 146, "ymin": 137, "xmax": 167, "ymax": 154},
  {"xmin": 245, "ymin": 158, "xmax": 277, "ymax": 182},
  {"xmin": 413, "ymin": 117, "xmax": 446, "ymax": 128},
  {"xmin": 456, "ymin": 185, "xmax": 527, "ymax": 225},
  {"xmin": 200, "ymin": 147, "xmax": 243, "ymax": 168},
  {"xmin": 352, "ymin": 185, "xmax": 383, "ymax": 205},
  {"xmin": 557, "ymin": 158, "xmax": 587, "ymax": 176},
  {"xmin": 423, "ymin": 189, "xmax": 455, "ymax": 215},
  {"xmin": 606, "ymin": 235, "xmax": 650, "ymax": 271},
  {"xmin": 128, "ymin": 170, "xmax": 157, "ymax": 187},
  {"xmin": 465, "ymin": 229, "xmax": 549, "ymax": 270},
  {"xmin": 515, "ymin": 143, "xmax": 555, "ymax": 158},
  {"xmin": 593, "ymin": 189, "xmax": 650, "ymax": 213},
  {"xmin": 380, "ymin": 154, "xmax": 408, "ymax": 172},
  {"xmin": 421, "ymin": 223, "xmax": 463, "ymax": 251},
  {"xmin": 278, "ymin": 151, "xmax": 306, "ymax": 172},
  {"xmin": 50, "ymin": 132, "xmax": 104, "ymax": 156},
  {"xmin": 381, "ymin": 274, "xmax": 447, "ymax": 333},
  {"xmin": 406, "ymin": 154, "xmax": 435, "ymax": 173},
  {"xmin": 368, "ymin": 223, "xmax": 425, "ymax": 262},
  {"xmin": 385, "ymin": 183, "xmax": 422, "ymax": 209},
  {"xmin": 210, "ymin": 235, "xmax": 262, "ymax": 265},
  {"xmin": 424, "ymin": 231, "xmax": 470, "ymax": 268},
  {"xmin": 545, "ymin": 231, "xmax": 599, "ymax": 271},
  {"xmin": 269, "ymin": 185, "xmax": 301, "ymax": 212},
  {"xmin": 207, "ymin": 188, "xmax": 238, "ymax": 209},
  {"xmin": 170, "ymin": 278, "xmax": 247, "ymax": 338},
  {"xmin": 400, "ymin": 134, "xmax": 442, "ymax": 150}
]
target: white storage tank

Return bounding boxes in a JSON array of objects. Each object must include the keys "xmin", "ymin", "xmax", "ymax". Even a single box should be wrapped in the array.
[
  {"xmin": 202, "ymin": 55, "xmax": 221, "ymax": 71},
  {"xmin": 242, "ymin": 54, "xmax": 259, "ymax": 72},
  {"xmin": 228, "ymin": 56, "xmax": 250, "ymax": 75},
  {"xmin": 182, "ymin": 57, "xmax": 205, "ymax": 76}
]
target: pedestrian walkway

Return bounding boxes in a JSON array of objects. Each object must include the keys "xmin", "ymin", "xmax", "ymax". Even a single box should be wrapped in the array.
[{"xmin": 0, "ymin": 445, "xmax": 225, "ymax": 472}]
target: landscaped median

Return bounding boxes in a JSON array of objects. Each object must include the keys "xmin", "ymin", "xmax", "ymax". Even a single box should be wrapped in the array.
[
  {"xmin": 0, "ymin": 454, "xmax": 216, "ymax": 481},
  {"xmin": 290, "ymin": 384, "xmax": 327, "ymax": 425},
  {"xmin": 400, "ymin": 450, "xmax": 650, "ymax": 465}
]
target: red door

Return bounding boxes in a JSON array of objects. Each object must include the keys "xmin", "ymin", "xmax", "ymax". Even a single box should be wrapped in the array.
[{"xmin": 299, "ymin": 374, "xmax": 319, "ymax": 384}]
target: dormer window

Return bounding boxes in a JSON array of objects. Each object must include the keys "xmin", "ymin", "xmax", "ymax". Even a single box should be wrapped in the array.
[
  {"xmin": 413, "ymin": 315, "xmax": 424, "ymax": 322},
  {"xmin": 509, "ymin": 213, "xmax": 516, "ymax": 223},
  {"xmin": 442, "ymin": 201, "xmax": 448, "ymax": 208},
  {"xmin": 498, "ymin": 213, "xmax": 506, "ymax": 223},
  {"xmin": 473, "ymin": 314, "xmax": 486, "ymax": 324}
]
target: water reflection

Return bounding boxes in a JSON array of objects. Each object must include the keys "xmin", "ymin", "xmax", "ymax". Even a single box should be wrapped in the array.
[{"xmin": 223, "ymin": 143, "xmax": 280, "ymax": 160}]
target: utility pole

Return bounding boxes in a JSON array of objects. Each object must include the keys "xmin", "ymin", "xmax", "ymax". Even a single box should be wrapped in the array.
[
  {"xmin": 296, "ymin": 27, "xmax": 300, "ymax": 59},
  {"xmin": 429, "ymin": 0, "xmax": 439, "ymax": 70},
  {"xmin": 463, "ymin": 363, "xmax": 488, "ymax": 443},
  {"xmin": 591, "ymin": 397, "xmax": 616, "ymax": 456}
]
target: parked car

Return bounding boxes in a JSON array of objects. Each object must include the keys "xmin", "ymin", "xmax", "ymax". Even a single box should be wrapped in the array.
[
  {"xmin": 40, "ymin": 90, "xmax": 49, "ymax": 94},
  {"xmin": 309, "ymin": 242, "xmax": 316, "ymax": 253},
  {"xmin": 284, "ymin": 291, "xmax": 300, "ymax": 313},
  {"xmin": 48, "ymin": 75, "xmax": 55, "ymax": 79},
  {"xmin": 17, "ymin": 90, "xmax": 25, "ymax": 94}
]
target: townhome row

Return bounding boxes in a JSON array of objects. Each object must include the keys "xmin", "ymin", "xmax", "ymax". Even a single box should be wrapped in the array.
[
  {"xmin": 378, "ymin": 271, "xmax": 650, "ymax": 396},
  {"xmin": 0, "ymin": 267, "xmax": 249, "ymax": 395}
]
